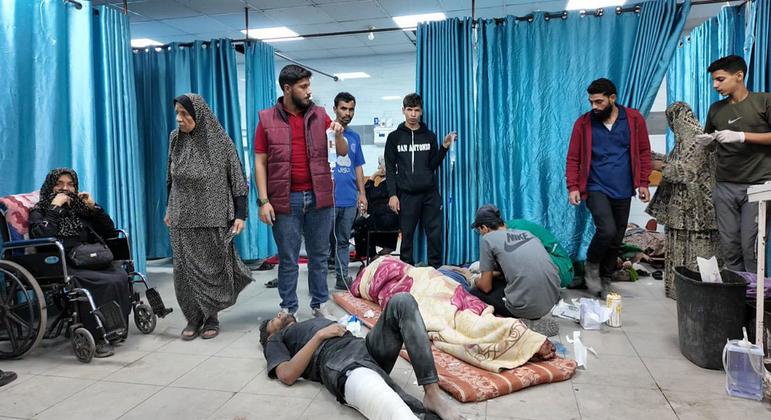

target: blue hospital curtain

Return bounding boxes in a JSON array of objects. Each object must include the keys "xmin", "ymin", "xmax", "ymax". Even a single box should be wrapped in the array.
[
  {"xmin": 134, "ymin": 39, "xmax": 252, "ymax": 258},
  {"xmin": 472, "ymin": 0, "xmax": 688, "ymax": 262},
  {"xmin": 666, "ymin": 3, "xmax": 751, "ymax": 151},
  {"xmin": 620, "ymin": 0, "xmax": 692, "ymax": 113},
  {"xmin": 0, "ymin": 1, "xmax": 146, "ymax": 272},
  {"xmin": 1, "ymin": 0, "xmax": 95, "ymax": 194},
  {"xmin": 243, "ymin": 41, "xmax": 278, "ymax": 259},
  {"xmin": 416, "ymin": 17, "xmax": 476, "ymax": 264},
  {"xmin": 747, "ymin": 0, "xmax": 770, "ymax": 92},
  {"xmin": 92, "ymin": 5, "xmax": 147, "ymax": 273}
]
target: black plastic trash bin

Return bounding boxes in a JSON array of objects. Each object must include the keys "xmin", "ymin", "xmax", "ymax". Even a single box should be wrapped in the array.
[{"xmin": 675, "ymin": 267, "xmax": 747, "ymax": 370}]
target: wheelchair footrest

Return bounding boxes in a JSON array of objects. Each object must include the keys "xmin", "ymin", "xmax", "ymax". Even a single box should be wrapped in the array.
[
  {"xmin": 93, "ymin": 301, "xmax": 127, "ymax": 340},
  {"xmin": 145, "ymin": 288, "xmax": 173, "ymax": 318}
]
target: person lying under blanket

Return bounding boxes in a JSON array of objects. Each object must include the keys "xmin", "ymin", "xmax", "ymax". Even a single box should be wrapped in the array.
[
  {"xmin": 260, "ymin": 293, "xmax": 464, "ymax": 420},
  {"xmin": 351, "ymin": 255, "xmax": 557, "ymax": 372}
]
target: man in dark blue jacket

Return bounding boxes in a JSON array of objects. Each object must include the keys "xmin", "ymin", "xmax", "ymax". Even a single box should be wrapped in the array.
[{"xmin": 384, "ymin": 93, "xmax": 456, "ymax": 268}]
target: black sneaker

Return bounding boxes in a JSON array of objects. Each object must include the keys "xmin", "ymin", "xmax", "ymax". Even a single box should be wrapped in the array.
[
  {"xmin": 95, "ymin": 342, "xmax": 115, "ymax": 358},
  {"xmin": 335, "ymin": 276, "xmax": 352, "ymax": 291},
  {"xmin": 0, "ymin": 370, "xmax": 17, "ymax": 387}
]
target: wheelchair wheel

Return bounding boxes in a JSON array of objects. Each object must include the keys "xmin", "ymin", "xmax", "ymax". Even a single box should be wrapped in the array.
[
  {"xmin": 0, "ymin": 260, "xmax": 47, "ymax": 360},
  {"xmin": 133, "ymin": 303, "xmax": 156, "ymax": 334},
  {"xmin": 71, "ymin": 327, "xmax": 95, "ymax": 363}
]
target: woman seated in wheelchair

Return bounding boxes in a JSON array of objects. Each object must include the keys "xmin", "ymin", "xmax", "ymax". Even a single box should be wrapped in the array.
[{"xmin": 29, "ymin": 168, "xmax": 131, "ymax": 358}]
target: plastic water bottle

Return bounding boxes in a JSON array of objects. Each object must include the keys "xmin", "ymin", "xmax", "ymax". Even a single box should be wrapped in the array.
[
  {"xmin": 449, "ymin": 141, "xmax": 456, "ymax": 169},
  {"xmin": 723, "ymin": 327, "xmax": 764, "ymax": 400},
  {"xmin": 327, "ymin": 129, "xmax": 336, "ymax": 170}
]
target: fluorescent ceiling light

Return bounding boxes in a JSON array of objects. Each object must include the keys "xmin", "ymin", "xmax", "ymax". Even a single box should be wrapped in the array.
[
  {"xmin": 382, "ymin": 95, "xmax": 402, "ymax": 100},
  {"xmin": 131, "ymin": 38, "xmax": 162, "ymax": 48},
  {"xmin": 241, "ymin": 27, "xmax": 303, "ymax": 42},
  {"xmin": 334, "ymin": 72, "xmax": 371, "ymax": 80},
  {"xmin": 393, "ymin": 13, "xmax": 446, "ymax": 29},
  {"xmin": 566, "ymin": 0, "xmax": 626, "ymax": 10}
]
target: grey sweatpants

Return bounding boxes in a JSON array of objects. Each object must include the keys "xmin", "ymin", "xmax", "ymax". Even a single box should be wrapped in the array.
[{"xmin": 713, "ymin": 181, "xmax": 764, "ymax": 273}]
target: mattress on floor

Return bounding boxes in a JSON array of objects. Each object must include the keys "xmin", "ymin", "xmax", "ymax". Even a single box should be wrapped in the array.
[{"xmin": 332, "ymin": 292, "xmax": 577, "ymax": 403}]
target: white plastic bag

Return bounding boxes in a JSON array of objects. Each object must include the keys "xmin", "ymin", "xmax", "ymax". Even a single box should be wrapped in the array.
[
  {"xmin": 579, "ymin": 298, "xmax": 612, "ymax": 330},
  {"xmin": 552, "ymin": 299, "xmax": 580, "ymax": 322},
  {"xmin": 565, "ymin": 330, "xmax": 598, "ymax": 368}
]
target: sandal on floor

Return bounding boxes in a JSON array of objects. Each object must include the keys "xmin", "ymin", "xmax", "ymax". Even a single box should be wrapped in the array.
[
  {"xmin": 181, "ymin": 322, "xmax": 201, "ymax": 341},
  {"xmin": 264, "ymin": 278, "xmax": 278, "ymax": 288},
  {"xmin": 201, "ymin": 318, "xmax": 220, "ymax": 340}
]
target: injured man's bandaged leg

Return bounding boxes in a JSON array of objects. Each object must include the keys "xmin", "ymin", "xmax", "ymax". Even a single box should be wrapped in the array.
[{"xmin": 344, "ymin": 367, "xmax": 419, "ymax": 420}]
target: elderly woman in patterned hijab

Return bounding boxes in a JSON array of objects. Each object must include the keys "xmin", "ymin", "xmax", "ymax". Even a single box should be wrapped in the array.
[
  {"xmin": 646, "ymin": 102, "xmax": 719, "ymax": 299},
  {"xmin": 29, "ymin": 168, "xmax": 131, "ymax": 358},
  {"xmin": 166, "ymin": 93, "xmax": 253, "ymax": 340}
]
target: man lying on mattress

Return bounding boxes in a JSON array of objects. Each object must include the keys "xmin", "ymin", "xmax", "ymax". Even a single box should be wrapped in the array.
[{"xmin": 259, "ymin": 293, "xmax": 464, "ymax": 420}]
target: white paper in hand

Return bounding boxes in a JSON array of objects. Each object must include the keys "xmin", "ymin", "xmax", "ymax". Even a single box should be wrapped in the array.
[
  {"xmin": 695, "ymin": 133, "xmax": 715, "ymax": 146},
  {"xmin": 696, "ymin": 256, "xmax": 722, "ymax": 283}
]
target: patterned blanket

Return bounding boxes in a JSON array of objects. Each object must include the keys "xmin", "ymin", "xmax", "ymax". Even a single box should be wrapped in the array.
[{"xmin": 352, "ymin": 256, "xmax": 551, "ymax": 372}]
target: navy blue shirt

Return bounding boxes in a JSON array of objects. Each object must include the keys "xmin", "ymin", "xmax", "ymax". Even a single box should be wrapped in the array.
[{"xmin": 586, "ymin": 105, "xmax": 634, "ymax": 199}]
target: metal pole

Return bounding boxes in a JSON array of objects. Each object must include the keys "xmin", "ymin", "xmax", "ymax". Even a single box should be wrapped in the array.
[
  {"xmin": 757, "ymin": 200, "xmax": 766, "ymax": 348},
  {"xmin": 274, "ymin": 52, "xmax": 339, "ymax": 81}
]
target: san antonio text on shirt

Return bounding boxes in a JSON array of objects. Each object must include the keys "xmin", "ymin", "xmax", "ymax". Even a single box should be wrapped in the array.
[{"xmin": 397, "ymin": 143, "xmax": 432, "ymax": 153}]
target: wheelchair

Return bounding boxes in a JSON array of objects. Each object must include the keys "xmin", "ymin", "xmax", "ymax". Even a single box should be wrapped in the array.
[{"xmin": 0, "ymin": 193, "xmax": 173, "ymax": 363}]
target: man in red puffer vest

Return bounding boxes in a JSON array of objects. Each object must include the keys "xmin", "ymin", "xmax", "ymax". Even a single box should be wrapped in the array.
[{"xmin": 254, "ymin": 65, "xmax": 348, "ymax": 317}]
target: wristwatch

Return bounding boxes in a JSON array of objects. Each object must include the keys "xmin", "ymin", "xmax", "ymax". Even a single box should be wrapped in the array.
[{"xmin": 258, "ymin": 198, "xmax": 270, "ymax": 207}]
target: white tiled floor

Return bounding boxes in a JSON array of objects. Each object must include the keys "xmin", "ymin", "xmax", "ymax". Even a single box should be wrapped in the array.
[{"xmin": 2, "ymin": 261, "xmax": 770, "ymax": 420}]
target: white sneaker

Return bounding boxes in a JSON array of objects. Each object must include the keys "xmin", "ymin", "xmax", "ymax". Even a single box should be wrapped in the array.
[
  {"xmin": 280, "ymin": 307, "xmax": 297, "ymax": 318},
  {"xmin": 311, "ymin": 303, "xmax": 333, "ymax": 319}
]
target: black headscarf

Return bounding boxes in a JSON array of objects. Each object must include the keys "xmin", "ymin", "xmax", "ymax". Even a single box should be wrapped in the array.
[
  {"xmin": 174, "ymin": 95, "xmax": 196, "ymax": 121},
  {"xmin": 32, "ymin": 168, "xmax": 92, "ymax": 237}
]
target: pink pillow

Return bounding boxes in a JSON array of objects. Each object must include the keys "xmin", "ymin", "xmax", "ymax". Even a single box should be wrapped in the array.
[{"xmin": 0, "ymin": 191, "xmax": 40, "ymax": 241}]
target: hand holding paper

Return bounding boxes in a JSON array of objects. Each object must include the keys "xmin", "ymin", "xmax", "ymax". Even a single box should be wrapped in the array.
[{"xmin": 695, "ymin": 133, "xmax": 715, "ymax": 146}]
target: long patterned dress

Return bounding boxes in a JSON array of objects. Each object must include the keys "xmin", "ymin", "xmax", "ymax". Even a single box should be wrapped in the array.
[
  {"xmin": 167, "ymin": 94, "xmax": 253, "ymax": 325},
  {"xmin": 647, "ymin": 102, "xmax": 719, "ymax": 299}
]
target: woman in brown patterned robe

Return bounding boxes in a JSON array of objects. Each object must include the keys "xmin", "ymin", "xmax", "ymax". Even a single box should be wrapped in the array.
[
  {"xmin": 166, "ymin": 94, "xmax": 253, "ymax": 339},
  {"xmin": 647, "ymin": 102, "xmax": 719, "ymax": 299}
]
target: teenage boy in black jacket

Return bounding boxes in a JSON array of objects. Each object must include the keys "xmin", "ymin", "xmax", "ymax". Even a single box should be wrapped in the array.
[{"xmin": 385, "ymin": 93, "xmax": 457, "ymax": 268}]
